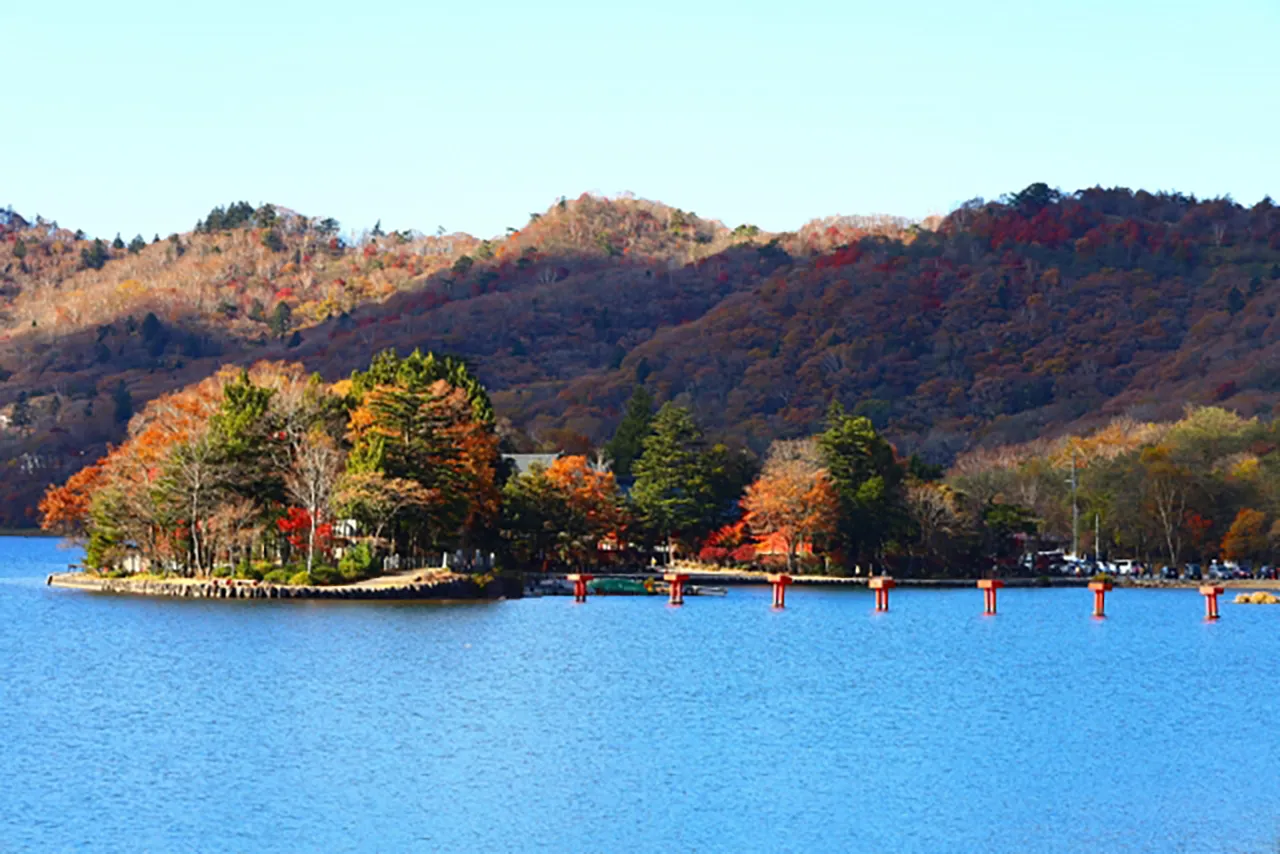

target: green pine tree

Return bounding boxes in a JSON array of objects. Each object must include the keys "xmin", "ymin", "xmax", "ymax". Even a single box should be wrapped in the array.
[
  {"xmin": 10, "ymin": 391, "xmax": 32, "ymax": 429},
  {"xmin": 111, "ymin": 381, "xmax": 133, "ymax": 424},
  {"xmin": 818, "ymin": 402, "xmax": 906, "ymax": 571},
  {"xmin": 630, "ymin": 403, "xmax": 713, "ymax": 562},
  {"xmin": 128, "ymin": 234, "xmax": 146, "ymax": 254},
  {"xmin": 604, "ymin": 386, "xmax": 654, "ymax": 481},
  {"xmin": 269, "ymin": 302, "xmax": 292, "ymax": 335},
  {"xmin": 12, "ymin": 238, "xmax": 26, "ymax": 259},
  {"xmin": 112, "ymin": 233, "xmax": 125, "ymax": 250},
  {"xmin": 80, "ymin": 239, "xmax": 110, "ymax": 270},
  {"xmin": 1227, "ymin": 286, "xmax": 1246, "ymax": 315}
]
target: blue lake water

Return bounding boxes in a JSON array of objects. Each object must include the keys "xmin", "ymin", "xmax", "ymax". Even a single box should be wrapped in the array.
[{"xmin": 2, "ymin": 535, "xmax": 1279, "ymax": 853}]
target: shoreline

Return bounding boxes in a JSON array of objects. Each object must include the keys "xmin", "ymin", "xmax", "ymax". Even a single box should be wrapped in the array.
[
  {"xmin": 46, "ymin": 571, "xmax": 523, "ymax": 601},
  {"xmin": 45, "ymin": 569, "xmax": 1280, "ymax": 603}
]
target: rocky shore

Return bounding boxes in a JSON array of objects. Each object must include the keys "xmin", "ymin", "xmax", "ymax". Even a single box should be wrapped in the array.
[{"xmin": 46, "ymin": 572, "xmax": 523, "ymax": 601}]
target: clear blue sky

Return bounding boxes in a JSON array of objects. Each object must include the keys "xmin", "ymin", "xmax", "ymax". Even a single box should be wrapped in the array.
[{"xmin": 3, "ymin": 0, "xmax": 1277, "ymax": 241}]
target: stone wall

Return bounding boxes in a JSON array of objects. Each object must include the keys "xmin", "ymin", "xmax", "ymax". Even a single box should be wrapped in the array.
[{"xmin": 47, "ymin": 573, "xmax": 523, "ymax": 601}]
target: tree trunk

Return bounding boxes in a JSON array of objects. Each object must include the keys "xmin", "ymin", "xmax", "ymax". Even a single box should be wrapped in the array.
[
  {"xmin": 307, "ymin": 509, "xmax": 317, "ymax": 574},
  {"xmin": 190, "ymin": 494, "xmax": 203, "ymax": 577}
]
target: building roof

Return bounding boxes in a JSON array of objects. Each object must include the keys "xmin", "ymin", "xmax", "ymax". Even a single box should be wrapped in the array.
[{"xmin": 503, "ymin": 453, "xmax": 562, "ymax": 476}]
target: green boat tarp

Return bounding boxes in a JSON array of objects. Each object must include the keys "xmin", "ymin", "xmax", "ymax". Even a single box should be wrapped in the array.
[{"xmin": 586, "ymin": 577, "xmax": 656, "ymax": 595}]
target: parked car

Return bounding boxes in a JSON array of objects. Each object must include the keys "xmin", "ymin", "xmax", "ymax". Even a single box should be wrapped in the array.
[
  {"xmin": 1183, "ymin": 564, "xmax": 1202, "ymax": 581},
  {"xmin": 1161, "ymin": 565, "xmax": 1179, "ymax": 580}
]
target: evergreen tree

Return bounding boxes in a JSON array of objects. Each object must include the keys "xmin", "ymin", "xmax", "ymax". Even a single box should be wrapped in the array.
[
  {"xmin": 12, "ymin": 238, "xmax": 26, "ymax": 259},
  {"xmin": 80, "ymin": 239, "xmax": 110, "ymax": 270},
  {"xmin": 10, "ymin": 391, "xmax": 32, "ymax": 429},
  {"xmin": 350, "ymin": 348, "xmax": 494, "ymax": 424},
  {"xmin": 127, "ymin": 234, "xmax": 146, "ymax": 254},
  {"xmin": 209, "ymin": 370, "xmax": 280, "ymax": 502},
  {"xmin": 269, "ymin": 302, "xmax": 292, "ymax": 335},
  {"xmin": 701, "ymin": 442, "xmax": 759, "ymax": 533},
  {"xmin": 630, "ymin": 403, "xmax": 713, "ymax": 561},
  {"xmin": 1227, "ymin": 286, "xmax": 1245, "ymax": 316},
  {"xmin": 112, "ymin": 233, "xmax": 125, "ymax": 250},
  {"xmin": 604, "ymin": 386, "xmax": 654, "ymax": 481},
  {"xmin": 371, "ymin": 219, "xmax": 385, "ymax": 238},
  {"xmin": 140, "ymin": 311, "xmax": 163, "ymax": 342},
  {"xmin": 111, "ymin": 380, "xmax": 133, "ymax": 424},
  {"xmin": 140, "ymin": 312, "xmax": 168, "ymax": 357},
  {"xmin": 255, "ymin": 204, "xmax": 278, "ymax": 228},
  {"xmin": 818, "ymin": 402, "xmax": 906, "ymax": 570}
]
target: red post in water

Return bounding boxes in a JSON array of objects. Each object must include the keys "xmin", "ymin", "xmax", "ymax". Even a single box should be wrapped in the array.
[
  {"xmin": 566, "ymin": 573, "xmax": 593, "ymax": 603},
  {"xmin": 869, "ymin": 576, "xmax": 896, "ymax": 612},
  {"xmin": 1199, "ymin": 585, "xmax": 1224, "ymax": 620},
  {"xmin": 1088, "ymin": 580, "xmax": 1113, "ymax": 618},
  {"xmin": 664, "ymin": 573, "xmax": 689, "ymax": 606},
  {"xmin": 768, "ymin": 573, "xmax": 793, "ymax": 608},
  {"xmin": 977, "ymin": 578, "xmax": 1004, "ymax": 615}
]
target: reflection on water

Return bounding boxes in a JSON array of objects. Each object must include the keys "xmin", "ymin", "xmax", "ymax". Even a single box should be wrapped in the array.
[{"xmin": 2, "ymin": 537, "xmax": 1278, "ymax": 853}]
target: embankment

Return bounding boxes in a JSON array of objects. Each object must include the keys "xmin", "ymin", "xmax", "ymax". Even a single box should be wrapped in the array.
[{"xmin": 46, "ymin": 572, "xmax": 523, "ymax": 601}]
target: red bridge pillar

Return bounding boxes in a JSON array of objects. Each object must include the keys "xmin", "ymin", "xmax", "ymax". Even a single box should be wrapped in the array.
[
  {"xmin": 1088, "ymin": 580, "xmax": 1113, "ymax": 618},
  {"xmin": 978, "ymin": 578, "xmax": 1004, "ymax": 615},
  {"xmin": 1199, "ymin": 585, "xmax": 1224, "ymax": 620},
  {"xmin": 869, "ymin": 576, "xmax": 896, "ymax": 612},
  {"xmin": 768, "ymin": 573, "xmax": 793, "ymax": 608},
  {"xmin": 664, "ymin": 573, "xmax": 689, "ymax": 606},
  {"xmin": 566, "ymin": 573, "xmax": 593, "ymax": 603}
]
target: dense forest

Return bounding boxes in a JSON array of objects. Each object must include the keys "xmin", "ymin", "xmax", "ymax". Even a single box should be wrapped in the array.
[
  {"xmin": 36, "ymin": 351, "xmax": 922, "ymax": 579},
  {"xmin": 4, "ymin": 185, "xmax": 1279, "ymax": 532},
  {"xmin": 38, "ymin": 347, "xmax": 1058, "ymax": 579}
]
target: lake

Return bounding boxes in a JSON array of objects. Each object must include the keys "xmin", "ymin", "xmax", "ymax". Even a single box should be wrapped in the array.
[{"xmin": 2, "ymin": 536, "xmax": 1278, "ymax": 853}]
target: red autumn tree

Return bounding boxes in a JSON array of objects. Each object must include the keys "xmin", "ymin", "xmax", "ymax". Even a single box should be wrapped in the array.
[
  {"xmin": 1221, "ymin": 508, "xmax": 1267, "ymax": 564},
  {"xmin": 741, "ymin": 439, "xmax": 839, "ymax": 571}
]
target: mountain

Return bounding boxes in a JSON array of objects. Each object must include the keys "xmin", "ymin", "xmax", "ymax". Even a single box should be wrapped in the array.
[{"xmin": 1, "ymin": 186, "xmax": 1277, "ymax": 527}]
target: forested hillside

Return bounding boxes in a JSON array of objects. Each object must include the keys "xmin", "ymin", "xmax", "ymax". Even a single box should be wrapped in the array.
[{"xmin": 1, "ymin": 186, "xmax": 1277, "ymax": 527}]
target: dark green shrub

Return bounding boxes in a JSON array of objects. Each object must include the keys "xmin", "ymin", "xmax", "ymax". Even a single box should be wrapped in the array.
[
  {"xmin": 338, "ymin": 542, "xmax": 375, "ymax": 581},
  {"xmin": 236, "ymin": 563, "xmax": 266, "ymax": 581},
  {"xmin": 263, "ymin": 569, "xmax": 292, "ymax": 584},
  {"xmin": 309, "ymin": 564, "xmax": 343, "ymax": 585}
]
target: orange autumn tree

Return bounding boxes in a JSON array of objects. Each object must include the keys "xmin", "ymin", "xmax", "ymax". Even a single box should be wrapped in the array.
[
  {"xmin": 38, "ymin": 462, "xmax": 104, "ymax": 536},
  {"xmin": 41, "ymin": 367, "xmax": 233, "ymax": 571},
  {"xmin": 545, "ymin": 455, "xmax": 625, "ymax": 562},
  {"xmin": 741, "ymin": 439, "xmax": 839, "ymax": 571},
  {"xmin": 1221, "ymin": 508, "xmax": 1268, "ymax": 564}
]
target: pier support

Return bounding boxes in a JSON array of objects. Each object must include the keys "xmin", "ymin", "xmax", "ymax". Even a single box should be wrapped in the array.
[
  {"xmin": 566, "ymin": 573, "xmax": 593, "ymax": 603},
  {"xmin": 768, "ymin": 573, "xmax": 793, "ymax": 608},
  {"xmin": 1088, "ymin": 580, "xmax": 1113, "ymax": 618},
  {"xmin": 977, "ymin": 579, "xmax": 1004, "ymax": 615},
  {"xmin": 1199, "ymin": 585, "xmax": 1224, "ymax": 620},
  {"xmin": 664, "ymin": 573, "xmax": 689, "ymax": 606},
  {"xmin": 869, "ymin": 576, "xmax": 896, "ymax": 612}
]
